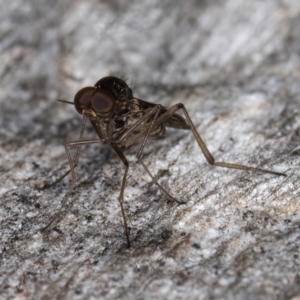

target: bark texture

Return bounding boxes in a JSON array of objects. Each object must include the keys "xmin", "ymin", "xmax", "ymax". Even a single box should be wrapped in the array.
[{"xmin": 0, "ymin": 1, "xmax": 300, "ymax": 299}]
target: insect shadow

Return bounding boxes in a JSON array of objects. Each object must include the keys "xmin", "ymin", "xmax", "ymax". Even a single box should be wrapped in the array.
[{"xmin": 41, "ymin": 76, "xmax": 286, "ymax": 248}]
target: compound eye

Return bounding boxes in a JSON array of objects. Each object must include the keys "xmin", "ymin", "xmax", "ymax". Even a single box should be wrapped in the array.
[
  {"xmin": 74, "ymin": 87, "xmax": 95, "ymax": 114},
  {"xmin": 91, "ymin": 90, "xmax": 115, "ymax": 116}
]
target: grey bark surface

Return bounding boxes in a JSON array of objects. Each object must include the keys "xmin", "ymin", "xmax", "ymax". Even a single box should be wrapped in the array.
[{"xmin": 0, "ymin": 0, "xmax": 300, "ymax": 299}]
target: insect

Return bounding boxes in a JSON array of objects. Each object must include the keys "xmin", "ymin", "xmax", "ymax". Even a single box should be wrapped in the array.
[{"xmin": 42, "ymin": 76, "xmax": 286, "ymax": 247}]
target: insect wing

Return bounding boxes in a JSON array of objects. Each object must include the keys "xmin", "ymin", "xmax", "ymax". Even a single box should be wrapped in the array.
[{"xmin": 134, "ymin": 98, "xmax": 190, "ymax": 130}]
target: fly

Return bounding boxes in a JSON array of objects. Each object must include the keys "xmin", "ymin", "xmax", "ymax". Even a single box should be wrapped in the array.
[{"xmin": 41, "ymin": 76, "xmax": 286, "ymax": 247}]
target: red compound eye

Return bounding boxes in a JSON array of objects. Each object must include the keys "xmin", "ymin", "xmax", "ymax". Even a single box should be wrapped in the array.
[
  {"xmin": 74, "ymin": 87, "xmax": 95, "ymax": 114},
  {"xmin": 91, "ymin": 90, "xmax": 115, "ymax": 117}
]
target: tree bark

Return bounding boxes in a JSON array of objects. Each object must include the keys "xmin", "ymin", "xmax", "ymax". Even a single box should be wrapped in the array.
[{"xmin": 1, "ymin": 1, "xmax": 300, "ymax": 299}]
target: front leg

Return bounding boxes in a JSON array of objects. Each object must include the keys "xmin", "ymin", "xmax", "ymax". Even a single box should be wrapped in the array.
[
  {"xmin": 111, "ymin": 144, "xmax": 131, "ymax": 248},
  {"xmin": 38, "ymin": 116, "xmax": 87, "ymax": 189},
  {"xmin": 65, "ymin": 139, "xmax": 102, "ymax": 183},
  {"xmin": 40, "ymin": 138, "xmax": 102, "ymax": 232}
]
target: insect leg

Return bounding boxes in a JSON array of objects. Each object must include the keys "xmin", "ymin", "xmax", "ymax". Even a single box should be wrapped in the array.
[
  {"xmin": 62, "ymin": 115, "xmax": 87, "ymax": 180},
  {"xmin": 118, "ymin": 105, "xmax": 162, "ymax": 142},
  {"xmin": 41, "ymin": 138, "xmax": 102, "ymax": 232},
  {"xmin": 73, "ymin": 115, "xmax": 87, "ymax": 167},
  {"xmin": 138, "ymin": 158, "xmax": 183, "ymax": 203},
  {"xmin": 40, "ymin": 183, "xmax": 78, "ymax": 232},
  {"xmin": 111, "ymin": 144, "xmax": 131, "ymax": 248},
  {"xmin": 41, "ymin": 116, "xmax": 87, "ymax": 188},
  {"xmin": 135, "ymin": 106, "xmax": 184, "ymax": 203},
  {"xmin": 153, "ymin": 103, "xmax": 286, "ymax": 177},
  {"xmin": 65, "ymin": 138, "xmax": 102, "ymax": 183},
  {"xmin": 117, "ymin": 105, "xmax": 183, "ymax": 203}
]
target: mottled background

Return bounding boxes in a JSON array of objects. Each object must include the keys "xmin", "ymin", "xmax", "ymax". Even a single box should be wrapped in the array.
[{"xmin": 0, "ymin": 0, "xmax": 300, "ymax": 299}]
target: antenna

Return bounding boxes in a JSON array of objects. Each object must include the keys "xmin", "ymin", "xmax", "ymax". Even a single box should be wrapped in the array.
[{"xmin": 57, "ymin": 99, "xmax": 74, "ymax": 105}]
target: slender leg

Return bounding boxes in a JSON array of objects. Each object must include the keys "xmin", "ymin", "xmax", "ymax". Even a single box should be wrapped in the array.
[
  {"xmin": 63, "ymin": 115, "xmax": 87, "ymax": 182},
  {"xmin": 117, "ymin": 104, "xmax": 183, "ymax": 203},
  {"xmin": 41, "ymin": 138, "xmax": 102, "ymax": 232},
  {"xmin": 111, "ymin": 144, "xmax": 131, "ymax": 248},
  {"xmin": 136, "ymin": 105, "xmax": 162, "ymax": 158},
  {"xmin": 136, "ymin": 106, "xmax": 185, "ymax": 203},
  {"xmin": 40, "ymin": 183, "xmax": 78, "ymax": 232},
  {"xmin": 152, "ymin": 103, "xmax": 286, "ymax": 177},
  {"xmin": 40, "ymin": 116, "xmax": 87, "ymax": 188},
  {"xmin": 64, "ymin": 140, "xmax": 131, "ymax": 247},
  {"xmin": 65, "ymin": 138, "xmax": 102, "ymax": 183},
  {"xmin": 138, "ymin": 159, "xmax": 184, "ymax": 203},
  {"xmin": 73, "ymin": 115, "xmax": 87, "ymax": 166},
  {"xmin": 118, "ymin": 105, "xmax": 162, "ymax": 142}
]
